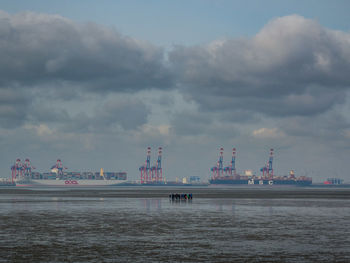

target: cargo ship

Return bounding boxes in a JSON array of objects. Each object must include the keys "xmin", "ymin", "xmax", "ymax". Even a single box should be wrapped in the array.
[
  {"xmin": 209, "ymin": 148, "xmax": 312, "ymax": 186},
  {"xmin": 323, "ymin": 178, "xmax": 344, "ymax": 185},
  {"xmin": 313, "ymin": 178, "xmax": 350, "ymax": 188},
  {"xmin": 0, "ymin": 178, "xmax": 16, "ymax": 186},
  {"xmin": 11, "ymin": 159, "xmax": 127, "ymax": 187}
]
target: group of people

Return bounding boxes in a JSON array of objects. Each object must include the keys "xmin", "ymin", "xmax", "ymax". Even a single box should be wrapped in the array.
[{"xmin": 169, "ymin": 193, "xmax": 193, "ymax": 201}]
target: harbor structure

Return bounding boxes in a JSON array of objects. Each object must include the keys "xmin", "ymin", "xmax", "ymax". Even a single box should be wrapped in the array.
[
  {"xmin": 10, "ymin": 158, "xmax": 127, "ymax": 186},
  {"xmin": 139, "ymin": 147, "xmax": 163, "ymax": 184},
  {"xmin": 209, "ymin": 148, "xmax": 312, "ymax": 186}
]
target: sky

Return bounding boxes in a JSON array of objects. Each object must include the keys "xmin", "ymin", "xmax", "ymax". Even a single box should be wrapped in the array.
[{"xmin": 1, "ymin": 0, "xmax": 350, "ymax": 182}]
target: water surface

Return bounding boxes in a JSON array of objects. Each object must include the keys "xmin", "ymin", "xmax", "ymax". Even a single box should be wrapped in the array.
[{"xmin": 0, "ymin": 187, "xmax": 349, "ymax": 262}]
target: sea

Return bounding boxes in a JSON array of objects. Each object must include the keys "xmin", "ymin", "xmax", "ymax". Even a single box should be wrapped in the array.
[{"xmin": 0, "ymin": 186, "xmax": 349, "ymax": 263}]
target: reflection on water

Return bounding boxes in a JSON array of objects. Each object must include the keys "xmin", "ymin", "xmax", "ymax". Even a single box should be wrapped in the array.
[
  {"xmin": 141, "ymin": 198, "xmax": 162, "ymax": 211},
  {"xmin": 0, "ymin": 189, "xmax": 350, "ymax": 262}
]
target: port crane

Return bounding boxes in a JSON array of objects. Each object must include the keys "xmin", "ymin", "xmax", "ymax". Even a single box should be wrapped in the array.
[{"xmin": 51, "ymin": 159, "xmax": 67, "ymax": 176}]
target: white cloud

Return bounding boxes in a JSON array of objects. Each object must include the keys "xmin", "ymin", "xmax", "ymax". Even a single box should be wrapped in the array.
[
  {"xmin": 252, "ymin": 128, "xmax": 285, "ymax": 138},
  {"xmin": 141, "ymin": 124, "xmax": 171, "ymax": 136},
  {"xmin": 169, "ymin": 15, "xmax": 350, "ymax": 117},
  {"xmin": 25, "ymin": 123, "xmax": 54, "ymax": 137}
]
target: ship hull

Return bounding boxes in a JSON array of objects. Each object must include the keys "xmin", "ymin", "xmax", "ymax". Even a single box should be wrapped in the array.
[
  {"xmin": 209, "ymin": 179, "xmax": 312, "ymax": 186},
  {"xmin": 16, "ymin": 179, "xmax": 127, "ymax": 187},
  {"xmin": 0, "ymin": 182, "xmax": 16, "ymax": 187}
]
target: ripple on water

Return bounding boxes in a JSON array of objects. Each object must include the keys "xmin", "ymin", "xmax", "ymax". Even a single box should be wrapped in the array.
[{"xmin": 0, "ymin": 189, "xmax": 350, "ymax": 262}]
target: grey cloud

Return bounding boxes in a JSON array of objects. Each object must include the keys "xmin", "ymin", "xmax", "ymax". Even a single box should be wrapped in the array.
[
  {"xmin": 278, "ymin": 111, "xmax": 350, "ymax": 141},
  {"xmin": 0, "ymin": 11, "xmax": 171, "ymax": 91},
  {"xmin": 0, "ymin": 90, "xmax": 150, "ymax": 133},
  {"xmin": 169, "ymin": 15, "xmax": 350, "ymax": 117},
  {"xmin": 60, "ymin": 112, "xmax": 91, "ymax": 133},
  {"xmin": 171, "ymin": 111, "xmax": 240, "ymax": 138},
  {"xmin": 171, "ymin": 111, "xmax": 212, "ymax": 136},
  {"xmin": 94, "ymin": 98, "xmax": 150, "ymax": 130},
  {"xmin": 0, "ymin": 10, "xmax": 170, "ymax": 130},
  {"xmin": 171, "ymin": 108, "xmax": 258, "ymax": 138},
  {"xmin": 2, "ymin": 11, "xmax": 350, "ymax": 140},
  {"xmin": 197, "ymin": 86, "xmax": 345, "ymax": 117},
  {"xmin": 0, "ymin": 87, "xmax": 30, "ymax": 128},
  {"xmin": 57, "ymin": 97, "xmax": 150, "ymax": 133},
  {"xmin": 219, "ymin": 110, "xmax": 260, "ymax": 123}
]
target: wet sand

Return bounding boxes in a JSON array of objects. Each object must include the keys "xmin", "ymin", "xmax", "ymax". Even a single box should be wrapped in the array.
[
  {"xmin": 1, "ymin": 186, "xmax": 350, "ymax": 199},
  {"xmin": 1, "ymin": 186, "xmax": 350, "ymax": 262}
]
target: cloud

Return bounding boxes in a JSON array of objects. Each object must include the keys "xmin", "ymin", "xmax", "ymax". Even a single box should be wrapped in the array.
[
  {"xmin": 93, "ymin": 97, "xmax": 150, "ymax": 130},
  {"xmin": 45, "ymin": 96, "xmax": 151, "ymax": 133},
  {"xmin": 170, "ymin": 109, "xmax": 242, "ymax": 142},
  {"xmin": 277, "ymin": 109, "xmax": 350, "ymax": 142},
  {"xmin": 169, "ymin": 15, "xmax": 350, "ymax": 117},
  {"xmin": 0, "ymin": 10, "xmax": 173, "ymax": 129},
  {"xmin": 0, "ymin": 87, "xmax": 30, "ymax": 128},
  {"xmin": 2, "ymin": 12, "xmax": 350, "ymax": 133},
  {"xmin": 24, "ymin": 123, "xmax": 54, "ymax": 138},
  {"xmin": 252, "ymin": 128, "xmax": 285, "ymax": 138},
  {"xmin": 0, "ymin": 10, "xmax": 171, "ymax": 91}
]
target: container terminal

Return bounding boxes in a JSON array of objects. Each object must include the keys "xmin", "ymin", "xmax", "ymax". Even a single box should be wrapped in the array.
[
  {"xmin": 209, "ymin": 148, "xmax": 312, "ymax": 186},
  {"xmin": 9, "ymin": 158, "xmax": 127, "ymax": 187},
  {"xmin": 138, "ymin": 147, "xmax": 207, "ymax": 186},
  {"xmin": 7, "ymin": 147, "xmax": 350, "ymax": 187}
]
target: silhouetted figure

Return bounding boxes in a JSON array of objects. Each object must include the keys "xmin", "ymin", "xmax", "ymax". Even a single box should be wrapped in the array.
[{"xmin": 169, "ymin": 193, "xmax": 193, "ymax": 202}]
